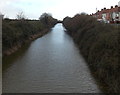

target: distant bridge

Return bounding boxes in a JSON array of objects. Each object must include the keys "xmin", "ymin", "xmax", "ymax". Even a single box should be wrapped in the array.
[{"xmin": 57, "ymin": 20, "xmax": 63, "ymax": 23}]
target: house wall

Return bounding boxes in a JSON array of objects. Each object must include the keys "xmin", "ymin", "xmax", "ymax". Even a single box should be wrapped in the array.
[
  {"xmin": 112, "ymin": 12, "xmax": 117, "ymax": 19},
  {"xmin": 106, "ymin": 13, "xmax": 110, "ymax": 20}
]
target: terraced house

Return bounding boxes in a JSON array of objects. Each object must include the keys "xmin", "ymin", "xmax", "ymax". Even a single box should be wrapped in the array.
[{"xmin": 91, "ymin": 1, "xmax": 120, "ymax": 23}]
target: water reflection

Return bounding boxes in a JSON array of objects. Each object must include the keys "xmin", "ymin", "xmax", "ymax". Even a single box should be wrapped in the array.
[
  {"xmin": 3, "ymin": 43, "xmax": 31, "ymax": 71},
  {"xmin": 3, "ymin": 24, "xmax": 100, "ymax": 93}
]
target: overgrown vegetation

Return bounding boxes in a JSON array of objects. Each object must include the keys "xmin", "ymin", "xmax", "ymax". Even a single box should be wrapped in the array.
[
  {"xmin": 2, "ymin": 13, "xmax": 57, "ymax": 56},
  {"xmin": 63, "ymin": 14, "xmax": 120, "ymax": 93}
]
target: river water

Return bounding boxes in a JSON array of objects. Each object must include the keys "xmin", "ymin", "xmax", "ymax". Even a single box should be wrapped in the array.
[{"xmin": 3, "ymin": 24, "xmax": 101, "ymax": 93}]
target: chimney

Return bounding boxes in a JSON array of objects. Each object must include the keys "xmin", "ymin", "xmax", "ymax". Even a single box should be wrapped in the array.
[
  {"xmin": 115, "ymin": 5, "xmax": 118, "ymax": 8},
  {"xmin": 104, "ymin": 7, "xmax": 106, "ymax": 10},
  {"xmin": 111, "ymin": 6, "xmax": 113, "ymax": 9}
]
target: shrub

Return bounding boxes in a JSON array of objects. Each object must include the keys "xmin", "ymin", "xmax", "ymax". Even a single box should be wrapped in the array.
[
  {"xmin": 39, "ymin": 13, "xmax": 57, "ymax": 28},
  {"xmin": 2, "ymin": 13, "xmax": 57, "ymax": 55},
  {"xmin": 63, "ymin": 14, "xmax": 120, "ymax": 93}
]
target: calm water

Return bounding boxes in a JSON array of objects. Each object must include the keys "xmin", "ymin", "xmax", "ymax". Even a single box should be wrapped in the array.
[{"xmin": 3, "ymin": 24, "xmax": 101, "ymax": 93}]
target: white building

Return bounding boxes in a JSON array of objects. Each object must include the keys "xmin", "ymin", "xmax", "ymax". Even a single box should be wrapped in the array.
[{"xmin": 119, "ymin": 1, "xmax": 120, "ymax": 21}]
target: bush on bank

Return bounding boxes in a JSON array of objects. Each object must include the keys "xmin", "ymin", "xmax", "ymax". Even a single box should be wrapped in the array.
[
  {"xmin": 63, "ymin": 14, "xmax": 120, "ymax": 93},
  {"xmin": 2, "ymin": 13, "xmax": 57, "ymax": 56}
]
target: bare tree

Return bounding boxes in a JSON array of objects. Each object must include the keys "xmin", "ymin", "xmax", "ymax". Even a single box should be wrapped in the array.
[{"xmin": 16, "ymin": 11, "xmax": 26, "ymax": 20}]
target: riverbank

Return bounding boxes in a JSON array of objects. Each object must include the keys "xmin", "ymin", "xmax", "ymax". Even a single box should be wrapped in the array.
[
  {"xmin": 3, "ymin": 29, "xmax": 49, "ymax": 56},
  {"xmin": 63, "ymin": 14, "xmax": 119, "ymax": 93},
  {"xmin": 3, "ymin": 24, "xmax": 100, "ymax": 93},
  {"xmin": 3, "ymin": 14, "xmax": 57, "ymax": 56}
]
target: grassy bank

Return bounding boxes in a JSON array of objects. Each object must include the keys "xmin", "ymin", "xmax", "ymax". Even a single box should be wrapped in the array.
[
  {"xmin": 3, "ymin": 15, "xmax": 57, "ymax": 56},
  {"xmin": 63, "ymin": 14, "xmax": 119, "ymax": 93}
]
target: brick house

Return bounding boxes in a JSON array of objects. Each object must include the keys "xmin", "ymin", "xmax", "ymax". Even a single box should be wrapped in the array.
[{"xmin": 91, "ymin": 1, "xmax": 120, "ymax": 23}]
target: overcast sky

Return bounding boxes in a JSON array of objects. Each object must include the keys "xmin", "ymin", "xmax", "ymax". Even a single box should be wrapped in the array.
[{"xmin": 0, "ymin": 0, "xmax": 120, "ymax": 20}]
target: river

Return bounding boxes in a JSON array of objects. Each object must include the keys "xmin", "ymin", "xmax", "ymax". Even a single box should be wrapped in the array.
[{"xmin": 3, "ymin": 24, "xmax": 101, "ymax": 93}]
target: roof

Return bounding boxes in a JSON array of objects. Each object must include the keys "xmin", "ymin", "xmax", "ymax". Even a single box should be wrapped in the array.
[{"xmin": 91, "ymin": 6, "xmax": 120, "ymax": 16}]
